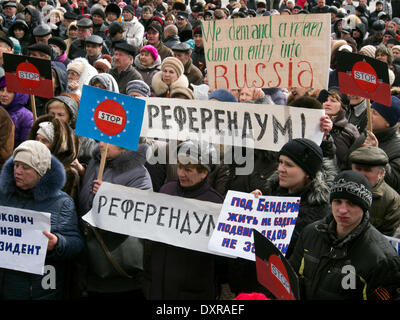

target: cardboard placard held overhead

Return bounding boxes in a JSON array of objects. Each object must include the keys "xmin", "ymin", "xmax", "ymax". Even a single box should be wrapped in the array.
[
  {"xmin": 3, "ymin": 53, "xmax": 53, "ymax": 98},
  {"xmin": 201, "ymin": 14, "xmax": 331, "ymax": 90},
  {"xmin": 75, "ymin": 85, "xmax": 146, "ymax": 152},
  {"xmin": 336, "ymin": 51, "xmax": 391, "ymax": 106}
]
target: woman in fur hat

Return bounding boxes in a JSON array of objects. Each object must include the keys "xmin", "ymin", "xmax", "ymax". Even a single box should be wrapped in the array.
[
  {"xmin": 27, "ymin": 115, "xmax": 81, "ymax": 202},
  {"xmin": 151, "ymin": 56, "xmax": 190, "ymax": 97}
]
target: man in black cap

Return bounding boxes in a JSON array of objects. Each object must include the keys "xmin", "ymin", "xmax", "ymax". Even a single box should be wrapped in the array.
[
  {"xmin": 289, "ymin": 170, "xmax": 400, "ymax": 300},
  {"xmin": 59, "ymin": 11, "xmax": 77, "ymax": 39},
  {"xmin": 33, "ymin": 24, "xmax": 52, "ymax": 45},
  {"xmin": 27, "ymin": 43, "xmax": 53, "ymax": 60},
  {"xmin": 68, "ymin": 17, "xmax": 93, "ymax": 59},
  {"xmin": 91, "ymin": 7, "xmax": 108, "ymax": 39},
  {"xmin": 176, "ymin": 11, "xmax": 192, "ymax": 42},
  {"xmin": 172, "ymin": 42, "xmax": 203, "ymax": 85},
  {"xmin": 145, "ymin": 23, "xmax": 173, "ymax": 61},
  {"xmin": 349, "ymin": 146, "xmax": 400, "ymax": 236},
  {"xmin": 122, "ymin": 5, "xmax": 145, "ymax": 48},
  {"xmin": 107, "ymin": 42, "xmax": 143, "ymax": 94},
  {"xmin": 189, "ymin": 3, "xmax": 204, "ymax": 28},
  {"xmin": 49, "ymin": 36, "xmax": 70, "ymax": 67},
  {"xmin": 85, "ymin": 35, "xmax": 104, "ymax": 66},
  {"xmin": 1, "ymin": 1, "xmax": 17, "ymax": 29}
]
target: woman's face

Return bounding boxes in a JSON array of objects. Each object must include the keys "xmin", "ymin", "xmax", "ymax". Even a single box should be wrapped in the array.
[
  {"xmin": 162, "ymin": 66, "xmax": 178, "ymax": 86},
  {"xmin": 278, "ymin": 155, "xmax": 309, "ymax": 193},
  {"xmin": 139, "ymin": 49, "xmax": 154, "ymax": 66},
  {"xmin": 393, "ymin": 48, "xmax": 400, "ymax": 59},
  {"xmin": 13, "ymin": 28, "xmax": 25, "ymax": 39},
  {"xmin": 14, "ymin": 161, "xmax": 41, "ymax": 190},
  {"xmin": 0, "ymin": 86, "xmax": 15, "ymax": 106},
  {"xmin": 68, "ymin": 70, "xmax": 80, "ymax": 81},
  {"xmin": 68, "ymin": 27, "xmax": 78, "ymax": 39},
  {"xmin": 47, "ymin": 101, "xmax": 70, "ymax": 123},
  {"xmin": 323, "ymin": 95, "xmax": 342, "ymax": 116},
  {"xmin": 25, "ymin": 12, "xmax": 31, "ymax": 23},
  {"xmin": 36, "ymin": 133, "xmax": 51, "ymax": 149},
  {"xmin": 92, "ymin": 80, "xmax": 107, "ymax": 90}
]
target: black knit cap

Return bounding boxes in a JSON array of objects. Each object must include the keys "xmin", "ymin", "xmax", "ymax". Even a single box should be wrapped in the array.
[
  {"xmin": 279, "ymin": 138, "xmax": 323, "ymax": 178},
  {"xmin": 330, "ymin": 170, "xmax": 372, "ymax": 213}
]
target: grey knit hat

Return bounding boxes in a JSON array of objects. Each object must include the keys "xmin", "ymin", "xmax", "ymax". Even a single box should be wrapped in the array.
[
  {"xmin": 45, "ymin": 95, "xmax": 79, "ymax": 128},
  {"xmin": 126, "ymin": 80, "xmax": 151, "ymax": 97}
]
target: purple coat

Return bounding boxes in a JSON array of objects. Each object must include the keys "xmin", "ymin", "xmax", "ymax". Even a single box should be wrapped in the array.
[{"xmin": 1, "ymin": 92, "xmax": 32, "ymax": 148}]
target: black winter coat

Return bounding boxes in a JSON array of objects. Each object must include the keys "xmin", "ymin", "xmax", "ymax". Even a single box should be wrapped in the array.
[{"xmin": 289, "ymin": 213, "xmax": 400, "ymax": 300}]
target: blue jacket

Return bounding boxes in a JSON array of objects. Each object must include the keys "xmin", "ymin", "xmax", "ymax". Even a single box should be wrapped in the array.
[{"xmin": 0, "ymin": 156, "xmax": 84, "ymax": 300}]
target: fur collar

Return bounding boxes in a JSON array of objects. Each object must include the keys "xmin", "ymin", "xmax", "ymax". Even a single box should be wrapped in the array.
[
  {"xmin": 151, "ymin": 71, "xmax": 189, "ymax": 96},
  {"xmin": 0, "ymin": 156, "xmax": 66, "ymax": 201}
]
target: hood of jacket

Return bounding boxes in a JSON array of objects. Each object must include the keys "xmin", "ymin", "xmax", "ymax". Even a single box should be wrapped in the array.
[
  {"xmin": 52, "ymin": 64, "xmax": 68, "ymax": 94},
  {"xmin": 263, "ymin": 158, "xmax": 337, "ymax": 206},
  {"xmin": 1, "ymin": 92, "xmax": 29, "ymax": 114},
  {"xmin": 0, "ymin": 155, "xmax": 66, "ymax": 202}
]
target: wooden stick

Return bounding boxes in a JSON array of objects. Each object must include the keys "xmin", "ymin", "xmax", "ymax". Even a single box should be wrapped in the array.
[
  {"xmin": 97, "ymin": 143, "xmax": 108, "ymax": 181},
  {"xmin": 30, "ymin": 94, "xmax": 37, "ymax": 122},
  {"xmin": 366, "ymin": 98, "xmax": 373, "ymax": 132}
]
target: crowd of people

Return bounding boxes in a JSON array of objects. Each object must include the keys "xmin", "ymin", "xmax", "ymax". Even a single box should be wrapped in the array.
[{"xmin": 0, "ymin": 0, "xmax": 400, "ymax": 301}]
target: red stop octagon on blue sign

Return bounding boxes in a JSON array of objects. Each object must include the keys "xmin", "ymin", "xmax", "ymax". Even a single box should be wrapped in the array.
[{"xmin": 94, "ymin": 99, "xmax": 127, "ymax": 136}]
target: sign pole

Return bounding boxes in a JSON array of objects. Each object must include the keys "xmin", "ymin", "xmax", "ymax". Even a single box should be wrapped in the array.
[
  {"xmin": 97, "ymin": 142, "xmax": 108, "ymax": 181},
  {"xmin": 366, "ymin": 98, "xmax": 373, "ymax": 132},
  {"xmin": 30, "ymin": 94, "xmax": 37, "ymax": 122}
]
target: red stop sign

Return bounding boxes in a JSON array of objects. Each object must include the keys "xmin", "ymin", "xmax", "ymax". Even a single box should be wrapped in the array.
[
  {"xmin": 16, "ymin": 62, "xmax": 41, "ymax": 89},
  {"xmin": 352, "ymin": 61, "xmax": 378, "ymax": 93},
  {"xmin": 94, "ymin": 100, "xmax": 127, "ymax": 136}
]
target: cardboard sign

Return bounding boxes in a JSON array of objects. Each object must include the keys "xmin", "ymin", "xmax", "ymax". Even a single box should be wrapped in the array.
[
  {"xmin": 141, "ymin": 97, "xmax": 325, "ymax": 152},
  {"xmin": 82, "ymin": 182, "xmax": 230, "ymax": 256},
  {"xmin": 0, "ymin": 206, "xmax": 51, "ymax": 275},
  {"xmin": 3, "ymin": 53, "xmax": 53, "ymax": 98},
  {"xmin": 208, "ymin": 191, "xmax": 299, "ymax": 260},
  {"xmin": 201, "ymin": 14, "xmax": 331, "ymax": 90},
  {"xmin": 254, "ymin": 229, "xmax": 300, "ymax": 300},
  {"xmin": 337, "ymin": 51, "xmax": 391, "ymax": 106},
  {"xmin": 75, "ymin": 85, "xmax": 146, "ymax": 151}
]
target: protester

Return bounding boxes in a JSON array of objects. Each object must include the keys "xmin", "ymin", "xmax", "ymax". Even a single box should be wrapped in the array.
[
  {"xmin": 144, "ymin": 140, "xmax": 224, "ymax": 299},
  {"xmin": 0, "ymin": 106, "xmax": 14, "ymax": 170},
  {"xmin": 0, "ymin": 76, "xmax": 32, "ymax": 148},
  {"xmin": 319, "ymin": 89, "xmax": 360, "ymax": 170},
  {"xmin": 0, "ymin": 140, "xmax": 84, "ymax": 299},
  {"xmin": 227, "ymin": 138, "xmax": 335, "ymax": 295},
  {"xmin": 27, "ymin": 115, "xmax": 81, "ymax": 202},
  {"xmin": 289, "ymin": 170, "xmax": 400, "ymax": 300},
  {"xmin": 151, "ymin": 56, "xmax": 189, "ymax": 97},
  {"xmin": 349, "ymin": 146, "xmax": 400, "ymax": 236},
  {"xmin": 134, "ymin": 45, "xmax": 161, "ymax": 90},
  {"xmin": 67, "ymin": 57, "xmax": 98, "ymax": 96}
]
